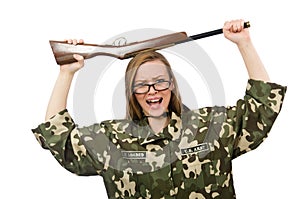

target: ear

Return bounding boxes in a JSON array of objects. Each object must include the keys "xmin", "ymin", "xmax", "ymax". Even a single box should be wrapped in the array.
[{"xmin": 169, "ymin": 79, "xmax": 175, "ymax": 90}]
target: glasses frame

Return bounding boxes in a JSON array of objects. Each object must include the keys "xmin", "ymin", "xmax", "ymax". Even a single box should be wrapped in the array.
[{"xmin": 133, "ymin": 80, "xmax": 171, "ymax": 94}]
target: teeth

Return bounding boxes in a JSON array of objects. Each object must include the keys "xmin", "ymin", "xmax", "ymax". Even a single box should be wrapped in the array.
[
  {"xmin": 150, "ymin": 99, "xmax": 159, "ymax": 103},
  {"xmin": 147, "ymin": 99, "xmax": 160, "ymax": 103}
]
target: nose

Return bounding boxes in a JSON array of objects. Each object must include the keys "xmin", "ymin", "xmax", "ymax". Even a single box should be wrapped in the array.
[{"xmin": 148, "ymin": 85, "xmax": 157, "ymax": 94}]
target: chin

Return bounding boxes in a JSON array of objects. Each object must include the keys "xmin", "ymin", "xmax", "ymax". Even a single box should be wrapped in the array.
[{"xmin": 146, "ymin": 107, "xmax": 167, "ymax": 117}]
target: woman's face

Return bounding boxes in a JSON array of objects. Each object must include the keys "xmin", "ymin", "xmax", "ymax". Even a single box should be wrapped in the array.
[{"xmin": 133, "ymin": 60, "xmax": 173, "ymax": 117}]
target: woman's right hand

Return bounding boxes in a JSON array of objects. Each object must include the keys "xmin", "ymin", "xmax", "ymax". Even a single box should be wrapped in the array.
[{"xmin": 60, "ymin": 39, "xmax": 85, "ymax": 75}]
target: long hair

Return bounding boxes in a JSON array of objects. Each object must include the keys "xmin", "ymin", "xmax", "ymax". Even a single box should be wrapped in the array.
[{"xmin": 125, "ymin": 51, "xmax": 185, "ymax": 120}]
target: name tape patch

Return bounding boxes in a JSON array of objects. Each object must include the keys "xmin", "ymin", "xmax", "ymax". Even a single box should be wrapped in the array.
[
  {"xmin": 122, "ymin": 151, "xmax": 147, "ymax": 159},
  {"xmin": 181, "ymin": 143, "xmax": 209, "ymax": 155}
]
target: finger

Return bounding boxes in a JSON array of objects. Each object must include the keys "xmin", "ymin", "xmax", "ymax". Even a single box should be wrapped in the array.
[
  {"xmin": 73, "ymin": 54, "xmax": 84, "ymax": 67},
  {"xmin": 65, "ymin": 39, "xmax": 73, "ymax": 44},
  {"xmin": 78, "ymin": 39, "xmax": 84, "ymax": 44},
  {"xmin": 226, "ymin": 20, "xmax": 234, "ymax": 32},
  {"xmin": 223, "ymin": 21, "xmax": 232, "ymax": 33},
  {"xmin": 240, "ymin": 19, "xmax": 244, "ymax": 29},
  {"xmin": 235, "ymin": 23, "xmax": 240, "ymax": 32},
  {"xmin": 236, "ymin": 19, "xmax": 244, "ymax": 32},
  {"xmin": 233, "ymin": 20, "xmax": 240, "ymax": 32},
  {"xmin": 72, "ymin": 39, "xmax": 78, "ymax": 45},
  {"xmin": 73, "ymin": 54, "xmax": 84, "ymax": 61}
]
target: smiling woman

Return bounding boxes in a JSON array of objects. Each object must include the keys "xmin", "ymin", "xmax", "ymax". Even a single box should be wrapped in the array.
[
  {"xmin": 125, "ymin": 50, "xmax": 183, "ymax": 123},
  {"xmin": 31, "ymin": 19, "xmax": 287, "ymax": 198}
]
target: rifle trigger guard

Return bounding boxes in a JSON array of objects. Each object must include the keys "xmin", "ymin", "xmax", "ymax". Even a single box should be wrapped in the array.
[{"xmin": 112, "ymin": 37, "xmax": 127, "ymax": 46}]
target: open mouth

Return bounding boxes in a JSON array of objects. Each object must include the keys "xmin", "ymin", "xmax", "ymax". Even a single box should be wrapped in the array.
[{"xmin": 146, "ymin": 97, "xmax": 163, "ymax": 105}]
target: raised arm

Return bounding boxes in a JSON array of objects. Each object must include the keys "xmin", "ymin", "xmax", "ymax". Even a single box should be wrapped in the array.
[
  {"xmin": 223, "ymin": 19, "xmax": 270, "ymax": 82},
  {"xmin": 45, "ymin": 39, "xmax": 85, "ymax": 120}
]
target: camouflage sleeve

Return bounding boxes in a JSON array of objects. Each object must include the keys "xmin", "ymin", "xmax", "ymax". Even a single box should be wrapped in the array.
[
  {"xmin": 31, "ymin": 109, "xmax": 102, "ymax": 176},
  {"xmin": 230, "ymin": 79, "xmax": 287, "ymax": 159}
]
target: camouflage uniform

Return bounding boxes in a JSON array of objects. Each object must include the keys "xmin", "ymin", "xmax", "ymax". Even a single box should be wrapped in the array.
[{"xmin": 32, "ymin": 79, "xmax": 286, "ymax": 199}]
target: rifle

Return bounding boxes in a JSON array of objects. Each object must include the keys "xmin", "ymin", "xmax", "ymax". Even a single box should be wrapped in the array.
[{"xmin": 50, "ymin": 22, "xmax": 250, "ymax": 65}]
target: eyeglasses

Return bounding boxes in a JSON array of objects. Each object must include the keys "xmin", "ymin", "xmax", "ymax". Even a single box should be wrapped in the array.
[{"xmin": 133, "ymin": 80, "xmax": 171, "ymax": 94}]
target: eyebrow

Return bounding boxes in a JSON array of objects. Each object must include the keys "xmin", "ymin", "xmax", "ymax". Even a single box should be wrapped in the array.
[{"xmin": 134, "ymin": 75, "xmax": 168, "ymax": 83}]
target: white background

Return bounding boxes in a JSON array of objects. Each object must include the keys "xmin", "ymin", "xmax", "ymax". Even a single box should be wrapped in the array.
[{"xmin": 1, "ymin": 0, "xmax": 298, "ymax": 198}]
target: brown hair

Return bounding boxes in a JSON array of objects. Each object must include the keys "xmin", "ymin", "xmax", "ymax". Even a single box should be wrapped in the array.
[{"xmin": 125, "ymin": 51, "xmax": 184, "ymax": 120}]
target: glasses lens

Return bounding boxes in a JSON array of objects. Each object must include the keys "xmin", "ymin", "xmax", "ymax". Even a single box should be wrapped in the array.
[
  {"xmin": 133, "ymin": 81, "xmax": 170, "ymax": 94},
  {"xmin": 134, "ymin": 85, "xmax": 149, "ymax": 94},
  {"xmin": 154, "ymin": 81, "xmax": 170, "ymax": 91}
]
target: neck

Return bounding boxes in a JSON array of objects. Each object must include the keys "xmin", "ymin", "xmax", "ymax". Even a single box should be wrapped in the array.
[{"xmin": 146, "ymin": 113, "xmax": 170, "ymax": 134}]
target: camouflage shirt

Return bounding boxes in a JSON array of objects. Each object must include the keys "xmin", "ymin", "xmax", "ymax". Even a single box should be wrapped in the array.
[{"xmin": 32, "ymin": 79, "xmax": 286, "ymax": 199}]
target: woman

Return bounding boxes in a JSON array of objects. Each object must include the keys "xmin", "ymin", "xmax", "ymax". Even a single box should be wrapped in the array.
[{"xmin": 32, "ymin": 20, "xmax": 286, "ymax": 198}]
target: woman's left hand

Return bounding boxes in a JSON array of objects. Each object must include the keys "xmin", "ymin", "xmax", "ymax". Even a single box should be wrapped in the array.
[{"xmin": 223, "ymin": 19, "xmax": 251, "ymax": 46}]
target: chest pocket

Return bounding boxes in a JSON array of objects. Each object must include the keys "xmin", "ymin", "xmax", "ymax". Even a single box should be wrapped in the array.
[
  {"xmin": 181, "ymin": 152, "xmax": 218, "ymax": 192},
  {"xmin": 113, "ymin": 154, "xmax": 175, "ymax": 198}
]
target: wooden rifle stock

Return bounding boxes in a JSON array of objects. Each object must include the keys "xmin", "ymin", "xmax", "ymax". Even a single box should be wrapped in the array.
[
  {"xmin": 50, "ymin": 32, "xmax": 188, "ymax": 65},
  {"xmin": 50, "ymin": 22, "xmax": 250, "ymax": 65}
]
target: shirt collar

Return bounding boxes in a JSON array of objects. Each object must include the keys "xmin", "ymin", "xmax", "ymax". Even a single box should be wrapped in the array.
[{"xmin": 137, "ymin": 112, "xmax": 182, "ymax": 145}]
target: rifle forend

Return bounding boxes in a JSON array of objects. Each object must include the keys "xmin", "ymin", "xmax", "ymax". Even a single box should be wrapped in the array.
[{"xmin": 49, "ymin": 32, "xmax": 188, "ymax": 65}]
